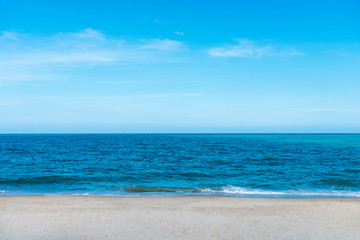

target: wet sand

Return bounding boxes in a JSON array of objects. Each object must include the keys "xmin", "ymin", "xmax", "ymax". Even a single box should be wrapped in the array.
[{"xmin": 1, "ymin": 195, "xmax": 359, "ymax": 240}]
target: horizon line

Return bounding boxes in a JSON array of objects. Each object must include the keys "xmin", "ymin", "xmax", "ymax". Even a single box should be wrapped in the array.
[{"xmin": 1, "ymin": 133, "xmax": 360, "ymax": 135}]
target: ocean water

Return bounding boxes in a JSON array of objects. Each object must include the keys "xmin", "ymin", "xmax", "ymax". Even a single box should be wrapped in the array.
[{"xmin": 0, "ymin": 134, "xmax": 359, "ymax": 198}]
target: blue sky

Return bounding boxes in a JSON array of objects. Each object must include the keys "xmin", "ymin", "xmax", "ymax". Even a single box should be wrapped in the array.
[{"xmin": 1, "ymin": 0, "xmax": 360, "ymax": 133}]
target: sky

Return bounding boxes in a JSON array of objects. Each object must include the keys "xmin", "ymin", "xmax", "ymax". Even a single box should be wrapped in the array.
[{"xmin": 1, "ymin": 0, "xmax": 360, "ymax": 133}]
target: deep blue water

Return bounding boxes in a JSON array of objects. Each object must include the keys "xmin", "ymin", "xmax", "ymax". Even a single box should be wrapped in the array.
[{"xmin": 1, "ymin": 134, "xmax": 360, "ymax": 197}]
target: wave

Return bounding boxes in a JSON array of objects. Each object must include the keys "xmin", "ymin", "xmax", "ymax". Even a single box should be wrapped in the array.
[
  {"xmin": 0, "ymin": 176, "xmax": 80, "ymax": 185},
  {"xmin": 122, "ymin": 186, "xmax": 203, "ymax": 193},
  {"xmin": 121, "ymin": 185, "xmax": 360, "ymax": 198},
  {"xmin": 1, "ymin": 185, "xmax": 359, "ymax": 198}
]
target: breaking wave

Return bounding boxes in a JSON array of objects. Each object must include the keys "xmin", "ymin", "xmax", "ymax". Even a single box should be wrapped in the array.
[{"xmin": 121, "ymin": 185, "xmax": 360, "ymax": 198}]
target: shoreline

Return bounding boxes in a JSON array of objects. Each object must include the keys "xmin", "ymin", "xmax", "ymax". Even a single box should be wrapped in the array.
[
  {"xmin": 1, "ymin": 193, "xmax": 360, "ymax": 198},
  {"xmin": 1, "ymin": 195, "xmax": 359, "ymax": 240},
  {"xmin": 2, "ymin": 190, "xmax": 360, "ymax": 198}
]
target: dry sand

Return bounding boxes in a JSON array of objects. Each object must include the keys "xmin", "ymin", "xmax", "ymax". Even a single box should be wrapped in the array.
[{"xmin": 0, "ymin": 195, "xmax": 359, "ymax": 240}]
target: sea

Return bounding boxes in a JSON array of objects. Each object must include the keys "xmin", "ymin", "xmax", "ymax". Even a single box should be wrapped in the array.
[{"xmin": 0, "ymin": 134, "xmax": 359, "ymax": 198}]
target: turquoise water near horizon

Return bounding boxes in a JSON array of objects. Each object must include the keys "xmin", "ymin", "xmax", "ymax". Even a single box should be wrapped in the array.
[{"xmin": 0, "ymin": 134, "xmax": 359, "ymax": 198}]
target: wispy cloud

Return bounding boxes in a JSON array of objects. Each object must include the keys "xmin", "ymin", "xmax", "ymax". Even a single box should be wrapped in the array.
[
  {"xmin": 0, "ymin": 29, "xmax": 188, "ymax": 84},
  {"xmin": 1, "ymin": 30, "xmax": 307, "ymax": 86},
  {"xmin": 0, "ymin": 31, "xmax": 22, "ymax": 40},
  {"xmin": 207, "ymin": 39, "xmax": 304, "ymax": 58},
  {"xmin": 0, "ymin": 100, "xmax": 23, "ymax": 106},
  {"xmin": 330, "ymin": 50, "xmax": 360, "ymax": 59},
  {"xmin": 140, "ymin": 39, "xmax": 185, "ymax": 51},
  {"xmin": 4, "ymin": 93, "xmax": 203, "ymax": 104},
  {"xmin": 300, "ymin": 108, "xmax": 360, "ymax": 113},
  {"xmin": 82, "ymin": 93, "xmax": 203, "ymax": 99},
  {"xmin": 0, "ymin": 28, "xmax": 186, "ymax": 67}
]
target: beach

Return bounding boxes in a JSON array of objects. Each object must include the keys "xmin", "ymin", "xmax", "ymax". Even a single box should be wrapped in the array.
[{"xmin": 1, "ymin": 196, "xmax": 359, "ymax": 240}]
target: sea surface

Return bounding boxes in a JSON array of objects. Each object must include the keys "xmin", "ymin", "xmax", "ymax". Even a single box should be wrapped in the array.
[{"xmin": 1, "ymin": 134, "xmax": 360, "ymax": 198}]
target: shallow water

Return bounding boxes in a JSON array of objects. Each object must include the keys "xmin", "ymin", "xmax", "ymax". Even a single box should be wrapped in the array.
[{"xmin": 1, "ymin": 134, "xmax": 359, "ymax": 197}]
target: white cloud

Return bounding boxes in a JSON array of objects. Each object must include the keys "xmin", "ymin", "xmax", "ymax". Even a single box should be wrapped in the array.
[
  {"xmin": 0, "ymin": 102, "xmax": 14, "ymax": 106},
  {"xmin": 0, "ymin": 29, "xmax": 188, "ymax": 84},
  {"xmin": 140, "ymin": 39, "xmax": 185, "ymax": 51},
  {"xmin": 4, "ymin": 93, "xmax": 203, "ymax": 103},
  {"xmin": 55, "ymin": 93, "xmax": 203, "ymax": 99},
  {"xmin": 0, "ymin": 29, "xmax": 186, "ymax": 67},
  {"xmin": 207, "ymin": 39, "xmax": 304, "ymax": 58},
  {"xmin": 331, "ymin": 50, "xmax": 360, "ymax": 58},
  {"xmin": 0, "ymin": 31, "xmax": 23, "ymax": 40},
  {"xmin": 300, "ymin": 108, "xmax": 359, "ymax": 113},
  {"xmin": 67, "ymin": 28, "xmax": 105, "ymax": 40},
  {"xmin": 175, "ymin": 31, "xmax": 184, "ymax": 35}
]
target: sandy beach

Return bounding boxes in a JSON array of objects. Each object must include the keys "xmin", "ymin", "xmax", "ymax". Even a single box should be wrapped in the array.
[{"xmin": 0, "ymin": 196, "xmax": 359, "ymax": 240}]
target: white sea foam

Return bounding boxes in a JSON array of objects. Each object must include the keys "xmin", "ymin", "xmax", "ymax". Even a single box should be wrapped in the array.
[
  {"xmin": 70, "ymin": 193, "xmax": 90, "ymax": 196},
  {"xmin": 200, "ymin": 185, "xmax": 360, "ymax": 198}
]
